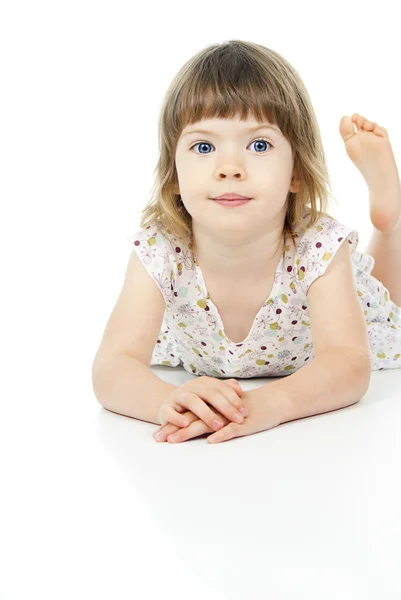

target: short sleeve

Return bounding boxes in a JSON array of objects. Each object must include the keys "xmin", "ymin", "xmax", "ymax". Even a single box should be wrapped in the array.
[
  {"xmin": 128, "ymin": 221, "xmax": 178, "ymax": 309},
  {"xmin": 296, "ymin": 214, "xmax": 359, "ymax": 296}
]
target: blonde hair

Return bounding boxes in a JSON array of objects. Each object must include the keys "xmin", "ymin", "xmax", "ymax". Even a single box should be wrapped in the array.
[{"xmin": 139, "ymin": 39, "xmax": 338, "ymax": 250}]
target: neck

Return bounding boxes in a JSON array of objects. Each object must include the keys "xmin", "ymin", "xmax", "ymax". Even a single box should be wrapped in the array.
[{"xmin": 192, "ymin": 233, "xmax": 285, "ymax": 280}]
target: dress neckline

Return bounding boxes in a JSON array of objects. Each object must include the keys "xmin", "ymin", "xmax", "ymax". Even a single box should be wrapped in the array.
[{"xmin": 193, "ymin": 237, "xmax": 286, "ymax": 347}]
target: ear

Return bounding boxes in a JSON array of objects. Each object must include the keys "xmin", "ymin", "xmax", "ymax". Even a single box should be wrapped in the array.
[{"xmin": 289, "ymin": 173, "xmax": 301, "ymax": 193}]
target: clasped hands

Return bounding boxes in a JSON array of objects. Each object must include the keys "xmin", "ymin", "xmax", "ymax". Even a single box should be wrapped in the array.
[{"xmin": 153, "ymin": 376, "xmax": 284, "ymax": 444}]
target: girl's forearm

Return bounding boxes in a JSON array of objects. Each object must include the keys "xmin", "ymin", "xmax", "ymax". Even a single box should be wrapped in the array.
[
  {"xmin": 92, "ymin": 354, "xmax": 178, "ymax": 425},
  {"xmin": 252, "ymin": 351, "xmax": 371, "ymax": 425}
]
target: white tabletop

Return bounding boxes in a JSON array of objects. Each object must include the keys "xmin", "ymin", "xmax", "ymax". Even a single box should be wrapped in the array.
[{"xmin": 3, "ymin": 365, "xmax": 401, "ymax": 600}]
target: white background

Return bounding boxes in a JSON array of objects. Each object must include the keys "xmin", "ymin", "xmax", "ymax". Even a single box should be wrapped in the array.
[{"xmin": 1, "ymin": 0, "xmax": 401, "ymax": 598}]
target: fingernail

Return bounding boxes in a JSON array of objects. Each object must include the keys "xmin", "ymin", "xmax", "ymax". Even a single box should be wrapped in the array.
[
  {"xmin": 155, "ymin": 432, "xmax": 164, "ymax": 441},
  {"xmin": 233, "ymin": 413, "xmax": 243, "ymax": 422},
  {"xmin": 212, "ymin": 419, "xmax": 223, "ymax": 430},
  {"xmin": 240, "ymin": 407, "xmax": 247, "ymax": 416}
]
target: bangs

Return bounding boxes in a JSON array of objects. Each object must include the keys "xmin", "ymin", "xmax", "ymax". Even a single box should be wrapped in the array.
[{"xmin": 171, "ymin": 46, "xmax": 292, "ymax": 137}]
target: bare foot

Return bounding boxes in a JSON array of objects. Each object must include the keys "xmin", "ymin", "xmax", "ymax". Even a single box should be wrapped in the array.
[{"xmin": 339, "ymin": 113, "xmax": 401, "ymax": 232}]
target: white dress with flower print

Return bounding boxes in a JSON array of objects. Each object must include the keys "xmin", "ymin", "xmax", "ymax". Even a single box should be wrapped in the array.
[{"xmin": 130, "ymin": 211, "xmax": 401, "ymax": 378}]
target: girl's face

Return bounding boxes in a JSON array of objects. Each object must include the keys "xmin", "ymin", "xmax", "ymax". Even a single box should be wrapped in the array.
[{"xmin": 174, "ymin": 115, "xmax": 300, "ymax": 237}]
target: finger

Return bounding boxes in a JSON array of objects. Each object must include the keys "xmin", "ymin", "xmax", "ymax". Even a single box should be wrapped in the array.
[
  {"xmin": 223, "ymin": 381, "xmax": 248, "ymax": 416},
  {"xmin": 159, "ymin": 407, "xmax": 200, "ymax": 431},
  {"xmin": 153, "ymin": 422, "xmax": 179, "ymax": 441},
  {"xmin": 162, "ymin": 404, "xmax": 191, "ymax": 428},
  {"xmin": 167, "ymin": 418, "xmax": 210, "ymax": 443},
  {"xmin": 209, "ymin": 387, "xmax": 247, "ymax": 424},
  {"xmin": 226, "ymin": 379, "xmax": 244, "ymax": 397},
  {"xmin": 227, "ymin": 378, "xmax": 243, "ymax": 394},
  {"xmin": 157, "ymin": 420, "xmax": 179, "ymax": 432},
  {"xmin": 178, "ymin": 391, "xmax": 238, "ymax": 431},
  {"xmin": 154, "ymin": 412, "xmax": 196, "ymax": 441},
  {"xmin": 208, "ymin": 422, "xmax": 236, "ymax": 444}
]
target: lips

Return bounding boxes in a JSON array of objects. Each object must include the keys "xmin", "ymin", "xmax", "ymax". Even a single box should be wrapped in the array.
[{"xmin": 213, "ymin": 193, "xmax": 251, "ymax": 201}]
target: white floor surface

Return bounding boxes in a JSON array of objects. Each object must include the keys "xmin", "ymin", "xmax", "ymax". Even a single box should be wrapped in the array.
[{"xmin": 2, "ymin": 365, "xmax": 400, "ymax": 600}]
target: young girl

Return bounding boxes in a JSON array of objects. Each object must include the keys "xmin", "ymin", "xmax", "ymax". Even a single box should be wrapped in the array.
[{"xmin": 128, "ymin": 40, "xmax": 401, "ymax": 441}]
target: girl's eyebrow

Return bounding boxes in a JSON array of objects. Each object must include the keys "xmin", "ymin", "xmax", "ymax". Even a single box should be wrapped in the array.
[{"xmin": 181, "ymin": 124, "xmax": 281, "ymax": 138}]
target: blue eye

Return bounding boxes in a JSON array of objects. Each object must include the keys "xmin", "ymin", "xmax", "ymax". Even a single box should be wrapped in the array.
[{"xmin": 189, "ymin": 138, "xmax": 273, "ymax": 154}]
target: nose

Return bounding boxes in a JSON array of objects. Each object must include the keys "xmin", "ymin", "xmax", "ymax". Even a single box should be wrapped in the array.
[{"xmin": 215, "ymin": 165, "xmax": 245, "ymax": 179}]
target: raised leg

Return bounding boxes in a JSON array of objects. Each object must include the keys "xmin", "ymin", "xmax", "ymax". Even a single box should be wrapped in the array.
[
  {"xmin": 339, "ymin": 112, "xmax": 401, "ymax": 306},
  {"xmin": 365, "ymin": 217, "xmax": 401, "ymax": 307}
]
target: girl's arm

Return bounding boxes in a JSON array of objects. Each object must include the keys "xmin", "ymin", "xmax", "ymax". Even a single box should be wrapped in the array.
[{"xmin": 252, "ymin": 349, "xmax": 371, "ymax": 426}]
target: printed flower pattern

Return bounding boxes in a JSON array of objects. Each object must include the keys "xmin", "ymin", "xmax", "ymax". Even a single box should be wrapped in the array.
[{"xmin": 131, "ymin": 211, "xmax": 401, "ymax": 377}]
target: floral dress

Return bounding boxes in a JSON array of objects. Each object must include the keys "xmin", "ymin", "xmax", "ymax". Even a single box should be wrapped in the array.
[{"xmin": 129, "ymin": 211, "xmax": 401, "ymax": 378}]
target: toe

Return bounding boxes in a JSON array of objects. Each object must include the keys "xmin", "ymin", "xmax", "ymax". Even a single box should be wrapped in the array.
[
  {"xmin": 339, "ymin": 115, "xmax": 356, "ymax": 142},
  {"xmin": 364, "ymin": 120, "xmax": 375, "ymax": 130}
]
